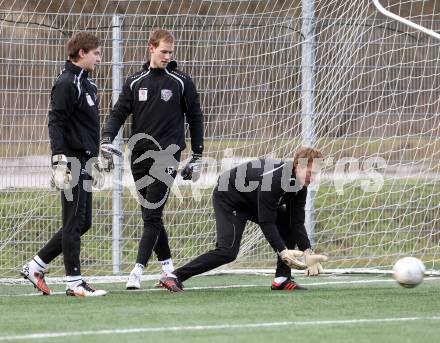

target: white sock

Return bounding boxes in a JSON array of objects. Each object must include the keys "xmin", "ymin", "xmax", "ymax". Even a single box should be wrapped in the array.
[
  {"xmin": 132, "ymin": 263, "xmax": 144, "ymax": 276},
  {"xmin": 160, "ymin": 258, "xmax": 174, "ymax": 274},
  {"xmin": 166, "ymin": 272, "xmax": 177, "ymax": 278},
  {"xmin": 66, "ymin": 275, "xmax": 82, "ymax": 288},
  {"xmin": 274, "ymin": 277, "xmax": 288, "ymax": 284},
  {"xmin": 30, "ymin": 255, "xmax": 47, "ymax": 271}
]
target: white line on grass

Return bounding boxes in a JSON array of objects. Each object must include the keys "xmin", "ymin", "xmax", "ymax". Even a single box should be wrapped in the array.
[
  {"xmin": 1, "ymin": 277, "xmax": 439, "ymax": 297},
  {"xmin": 0, "ymin": 284, "xmax": 262, "ymax": 297},
  {"xmin": 1, "ymin": 317, "xmax": 440, "ymax": 341}
]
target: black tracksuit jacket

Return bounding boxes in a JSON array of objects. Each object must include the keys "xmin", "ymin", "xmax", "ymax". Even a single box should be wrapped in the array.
[
  {"xmin": 101, "ymin": 61, "xmax": 203, "ymax": 154},
  {"xmin": 48, "ymin": 60, "xmax": 100, "ymax": 158},
  {"xmin": 217, "ymin": 158, "xmax": 309, "ymax": 253}
]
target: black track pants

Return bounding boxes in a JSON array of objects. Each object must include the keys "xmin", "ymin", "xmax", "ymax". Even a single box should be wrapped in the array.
[
  {"xmin": 38, "ymin": 157, "xmax": 92, "ymax": 276},
  {"xmin": 131, "ymin": 150, "xmax": 181, "ymax": 266},
  {"xmin": 175, "ymin": 188, "xmax": 248, "ymax": 282}
]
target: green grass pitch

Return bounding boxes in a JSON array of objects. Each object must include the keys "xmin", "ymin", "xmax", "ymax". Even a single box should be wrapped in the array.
[{"xmin": 0, "ymin": 274, "xmax": 439, "ymax": 343}]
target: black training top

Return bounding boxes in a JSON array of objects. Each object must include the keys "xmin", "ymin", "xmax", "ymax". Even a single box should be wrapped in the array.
[
  {"xmin": 102, "ymin": 61, "xmax": 204, "ymax": 154},
  {"xmin": 216, "ymin": 158, "xmax": 308, "ymax": 253},
  {"xmin": 48, "ymin": 60, "xmax": 100, "ymax": 157}
]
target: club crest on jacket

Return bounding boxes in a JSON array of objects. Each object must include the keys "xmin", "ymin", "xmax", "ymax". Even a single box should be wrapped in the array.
[{"xmin": 161, "ymin": 89, "xmax": 173, "ymax": 102}]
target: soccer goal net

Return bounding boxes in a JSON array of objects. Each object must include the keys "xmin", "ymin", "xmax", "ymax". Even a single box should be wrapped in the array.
[{"xmin": 1, "ymin": 0, "xmax": 439, "ymax": 280}]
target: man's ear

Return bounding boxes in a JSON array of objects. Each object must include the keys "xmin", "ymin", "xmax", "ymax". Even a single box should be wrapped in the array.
[{"xmin": 78, "ymin": 49, "xmax": 86, "ymax": 59}]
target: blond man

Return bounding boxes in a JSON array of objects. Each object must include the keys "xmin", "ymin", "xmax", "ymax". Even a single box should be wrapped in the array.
[
  {"xmin": 160, "ymin": 147, "xmax": 328, "ymax": 292},
  {"xmin": 101, "ymin": 29, "xmax": 204, "ymax": 289}
]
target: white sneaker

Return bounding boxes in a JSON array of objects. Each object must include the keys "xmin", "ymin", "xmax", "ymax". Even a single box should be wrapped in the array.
[
  {"xmin": 21, "ymin": 262, "xmax": 51, "ymax": 295},
  {"xmin": 66, "ymin": 281, "xmax": 107, "ymax": 297},
  {"xmin": 126, "ymin": 271, "xmax": 141, "ymax": 290}
]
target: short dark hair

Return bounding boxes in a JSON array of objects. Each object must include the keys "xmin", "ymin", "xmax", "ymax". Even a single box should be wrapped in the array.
[
  {"xmin": 293, "ymin": 147, "xmax": 323, "ymax": 168},
  {"xmin": 148, "ymin": 29, "xmax": 174, "ymax": 48},
  {"xmin": 66, "ymin": 32, "xmax": 101, "ymax": 62}
]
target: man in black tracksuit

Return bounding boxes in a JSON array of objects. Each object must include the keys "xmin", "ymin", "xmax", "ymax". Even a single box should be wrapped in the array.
[
  {"xmin": 100, "ymin": 29, "xmax": 204, "ymax": 289},
  {"xmin": 160, "ymin": 148, "xmax": 328, "ymax": 292},
  {"xmin": 21, "ymin": 32, "xmax": 107, "ymax": 296}
]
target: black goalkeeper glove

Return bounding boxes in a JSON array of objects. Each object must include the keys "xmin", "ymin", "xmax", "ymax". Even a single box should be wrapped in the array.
[{"xmin": 181, "ymin": 153, "xmax": 202, "ymax": 182}]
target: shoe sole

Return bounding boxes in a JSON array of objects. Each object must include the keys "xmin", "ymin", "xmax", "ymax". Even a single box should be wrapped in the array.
[
  {"xmin": 155, "ymin": 282, "xmax": 184, "ymax": 290},
  {"xmin": 66, "ymin": 289, "xmax": 107, "ymax": 297},
  {"xmin": 271, "ymin": 286, "xmax": 308, "ymax": 291},
  {"xmin": 66, "ymin": 290, "xmax": 85, "ymax": 296},
  {"xmin": 126, "ymin": 286, "xmax": 140, "ymax": 290},
  {"xmin": 159, "ymin": 280, "xmax": 184, "ymax": 293},
  {"xmin": 20, "ymin": 272, "xmax": 51, "ymax": 295}
]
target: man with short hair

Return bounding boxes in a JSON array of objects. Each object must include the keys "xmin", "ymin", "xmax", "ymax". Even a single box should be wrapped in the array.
[
  {"xmin": 100, "ymin": 29, "xmax": 204, "ymax": 289},
  {"xmin": 21, "ymin": 32, "xmax": 107, "ymax": 296},
  {"xmin": 160, "ymin": 147, "xmax": 328, "ymax": 292}
]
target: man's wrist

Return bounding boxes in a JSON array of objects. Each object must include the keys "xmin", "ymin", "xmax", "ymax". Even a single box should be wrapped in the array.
[
  {"xmin": 192, "ymin": 143, "xmax": 203, "ymax": 158},
  {"xmin": 52, "ymin": 154, "xmax": 67, "ymax": 166},
  {"xmin": 101, "ymin": 136, "xmax": 112, "ymax": 145}
]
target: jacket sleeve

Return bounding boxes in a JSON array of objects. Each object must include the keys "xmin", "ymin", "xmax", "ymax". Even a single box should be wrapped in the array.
[
  {"xmin": 101, "ymin": 78, "xmax": 133, "ymax": 142},
  {"xmin": 47, "ymin": 80, "xmax": 78, "ymax": 156},
  {"xmin": 257, "ymin": 186, "xmax": 287, "ymax": 253},
  {"xmin": 286, "ymin": 187, "xmax": 311, "ymax": 251},
  {"xmin": 183, "ymin": 77, "xmax": 204, "ymax": 155}
]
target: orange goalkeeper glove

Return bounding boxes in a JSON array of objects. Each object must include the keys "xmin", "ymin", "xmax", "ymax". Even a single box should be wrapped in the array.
[
  {"xmin": 279, "ymin": 249, "xmax": 307, "ymax": 270},
  {"xmin": 304, "ymin": 248, "xmax": 329, "ymax": 276}
]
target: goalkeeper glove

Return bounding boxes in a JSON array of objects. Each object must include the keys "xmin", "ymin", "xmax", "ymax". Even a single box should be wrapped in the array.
[
  {"xmin": 181, "ymin": 153, "xmax": 202, "ymax": 182},
  {"xmin": 279, "ymin": 249, "xmax": 307, "ymax": 270},
  {"xmin": 50, "ymin": 154, "xmax": 72, "ymax": 190},
  {"xmin": 304, "ymin": 248, "xmax": 329, "ymax": 276},
  {"xmin": 100, "ymin": 137, "xmax": 123, "ymax": 172}
]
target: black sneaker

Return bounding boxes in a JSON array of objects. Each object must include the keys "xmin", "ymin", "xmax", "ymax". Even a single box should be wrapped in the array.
[
  {"xmin": 271, "ymin": 278, "xmax": 307, "ymax": 291},
  {"xmin": 159, "ymin": 275, "xmax": 184, "ymax": 292},
  {"xmin": 156, "ymin": 273, "xmax": 184, "ymax": 289}
]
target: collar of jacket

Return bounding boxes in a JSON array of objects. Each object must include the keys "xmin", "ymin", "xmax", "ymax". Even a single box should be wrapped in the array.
[
  {"xmin": 143, "ymin": 60, "xmax": 178, "ymax": 73},
  {"xmin": 65, "ymin": 60, "xmax": 89, "ymax": 78}
]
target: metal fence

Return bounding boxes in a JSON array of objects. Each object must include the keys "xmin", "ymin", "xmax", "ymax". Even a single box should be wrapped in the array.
[{"xmin": 1, "ymin": 14, "xmax": 440, "ymax": 145}]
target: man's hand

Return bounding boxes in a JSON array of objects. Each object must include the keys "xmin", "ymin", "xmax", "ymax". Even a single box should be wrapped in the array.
[
  {"xmin": 100, "ymin": 137, "xmax": 122, "ymax": 172},
  {"xmin": 304, "ymin": 248, "xmax": 328, "ymax": 276},
  {"xmin": 279, "ymin": 249, "xmax": 307, "ymax": 270},
  {"xmin": 181, "ymin": 153, "xmax": 202, "ymax": 182},
  {"xmin": 92, "ymin": 159, "xmax": 105, "ymax": 189},
  {"xmin": 50, "ymin": 154, "xmax": 72, "ymax": 190}
]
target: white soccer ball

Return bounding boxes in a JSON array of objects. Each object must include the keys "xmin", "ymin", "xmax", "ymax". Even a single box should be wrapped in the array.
[{"xmin": 392, "ymin": 257, "xmax": 425, "ymax": 288}]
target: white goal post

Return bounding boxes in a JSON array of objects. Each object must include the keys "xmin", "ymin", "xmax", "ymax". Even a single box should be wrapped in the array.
[
  {"xmin": 1, "ymin": 0, "xmax": 440, "ymax": 281},
  {"xmin": 371, "ymin": 0, "xmax": 440, "ymax": 41}
]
